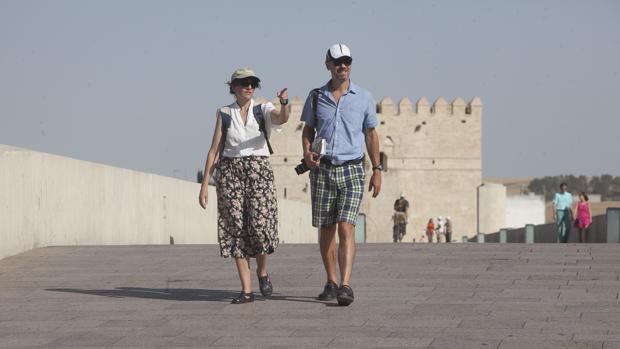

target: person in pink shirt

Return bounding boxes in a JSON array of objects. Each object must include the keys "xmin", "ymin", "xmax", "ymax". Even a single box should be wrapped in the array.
[{"xmin": 574, "ymin": 192, "xmax": 592, "ymax": 243}]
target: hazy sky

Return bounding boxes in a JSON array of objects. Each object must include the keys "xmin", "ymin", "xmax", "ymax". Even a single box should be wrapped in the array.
[{"xmin": 1, "ymin": 0, "xmax": 619, "ymax": 180}]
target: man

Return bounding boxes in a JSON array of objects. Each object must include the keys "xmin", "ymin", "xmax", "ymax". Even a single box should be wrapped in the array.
[
  {"xmin": 392, "ymin": 193, "xmax": 409, "ymax": 242},
  {"xmin": 301, "ymin": 44, "xmax": 382, "ymax": 306},
  {"xmin": 553, "ymin": 182, "xmax": 573, "ymax": 243},
  {"xmin": 445, "ymin": 216, "xmax": 453, "ymax": 243}
]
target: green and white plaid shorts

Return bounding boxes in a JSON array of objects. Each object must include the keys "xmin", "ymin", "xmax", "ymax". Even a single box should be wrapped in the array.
[{"xmin": 309, "ymin": 161, "xmax": 365, "ymax": 228}]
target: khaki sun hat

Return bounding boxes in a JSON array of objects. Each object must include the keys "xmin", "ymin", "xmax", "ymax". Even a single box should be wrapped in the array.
[{"xmin": 230, "ymin": 68, "xmax": 260, "ymax": 82}]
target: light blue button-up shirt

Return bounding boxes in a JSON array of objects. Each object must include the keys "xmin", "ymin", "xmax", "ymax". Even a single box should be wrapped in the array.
[
  {"xmin": 300, "ymin": 81, "xmax": 377, "ymax": 165},
  {"xmin": 553, "ymin": 192, "xmax": 573, "ymax": 210}
]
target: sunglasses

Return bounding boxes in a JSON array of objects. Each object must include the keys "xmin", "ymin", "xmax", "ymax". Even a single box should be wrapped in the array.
[
  {"xmin": 234, "ymin": 78, "xmax": 260, "ymax": 89},
  {"xmin": 330, "ymin": 56, "xmax": 353, "ymax": 66}
]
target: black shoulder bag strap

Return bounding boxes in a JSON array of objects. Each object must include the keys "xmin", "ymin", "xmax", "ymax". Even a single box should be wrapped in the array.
[
  {"xmin": 218, "ymin": 107, "xmax": 232, "ymax": 157},
  {"xmin": 252, "ymin": 104, "xmax": 274, "ymax": 155},
  {"xmin": 310, "ymin": 88, "xmax": 320, "ymax": 141}
]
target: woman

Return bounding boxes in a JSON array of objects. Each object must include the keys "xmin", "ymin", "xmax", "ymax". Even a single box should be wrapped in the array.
[
  {"xmin": 574, "ymin": 192, "xmax": 592, "ymax": 243},
  {"xmin": 426, "ymin": 218, "xmax": 435, "ymax": 243},
  {"xmin": 199, "ymin": 68, "xmax": 289, "ymax": 304}
]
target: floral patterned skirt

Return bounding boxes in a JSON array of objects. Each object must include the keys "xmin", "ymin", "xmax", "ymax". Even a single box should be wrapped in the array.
[{"xmin": 216, "ymin": 156, "xmax": 278, "ymax": 258}]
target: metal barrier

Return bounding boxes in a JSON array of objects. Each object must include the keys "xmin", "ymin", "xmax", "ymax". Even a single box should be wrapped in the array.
[{"xmin": 467, "ymin": 209, "xmax": 619, "ymax": 243}]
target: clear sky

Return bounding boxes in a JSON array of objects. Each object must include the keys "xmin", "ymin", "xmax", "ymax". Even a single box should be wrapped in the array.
[{"xmin": 1, "ymin": 0, "xmax": 619, "ymax": 180}]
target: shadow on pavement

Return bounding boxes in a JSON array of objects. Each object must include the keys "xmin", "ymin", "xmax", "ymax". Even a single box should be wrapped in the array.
[{"xmin": 45, "ymin": 287, "xmax": 325, "ymax": 304}]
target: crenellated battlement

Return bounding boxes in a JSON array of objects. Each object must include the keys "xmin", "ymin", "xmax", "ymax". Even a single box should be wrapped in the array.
[
  {"xmin": 377, "ymin": 96, "xmax": 482, "ymax": 117},
  {"xmin": 255, "ymin": 95, "xmax": 482, "ymax": 118}
]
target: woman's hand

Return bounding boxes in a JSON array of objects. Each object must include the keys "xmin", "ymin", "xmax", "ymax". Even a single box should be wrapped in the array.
[
  {"xmin": 199, "ymin": 186, "xmax": 208, "ymax": 209},
  {"xmin": 277, "ymin": 88, "xmax": 288, "ymax": 101}
]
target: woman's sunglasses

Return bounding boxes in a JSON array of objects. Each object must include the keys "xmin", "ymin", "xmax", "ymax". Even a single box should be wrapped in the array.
[{"xmin": 234, "ymin": 78, "xmax": 260, "ymax": 89}]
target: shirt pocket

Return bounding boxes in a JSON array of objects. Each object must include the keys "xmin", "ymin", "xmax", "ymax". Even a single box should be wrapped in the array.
[{"xmin": 344, "ymin": 103, "xmax": 365, "ymax": 130}]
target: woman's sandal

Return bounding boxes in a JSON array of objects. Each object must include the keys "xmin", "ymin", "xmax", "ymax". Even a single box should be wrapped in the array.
[
  {"xmin": 231, "ymin": 291, "xmax": 254, "ymax": 304},
  {"xmin": 257, "ymin": 274, "xmax": 273, "ymax": 297}
]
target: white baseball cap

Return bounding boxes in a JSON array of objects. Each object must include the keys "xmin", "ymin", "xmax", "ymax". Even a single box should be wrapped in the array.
[{"xmin": 327, "ymin": 44, "xmax": 352, "ymax": 60}]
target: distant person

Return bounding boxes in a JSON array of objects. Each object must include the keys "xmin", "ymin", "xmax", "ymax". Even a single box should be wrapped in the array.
[
  {"xmin": 445, "ymin": 217, "xmax": 453, "ymax": 243},
  {"xmin": 199, "ymin": 68, "xmax": 290, "ymax": 304},
  {"xmin": 436, "ymin": 216, "xmax": 445, "ymax": 243},
  {"xmin": 574, "ymin": 192, "xmax": 592, "ymax": 243},
  {"xmin": 300, "ymin": 44, "xmax": 382, "ymax": 306},
  {"xmin": 426, "ymin": 218, "xmax": 435, "ymax": 243},
  {"xmin": 552, "ymin": 182, "xmax": 574, "ymax": 243},
  {"xmin": 392, "ymin": 193, "xmax": 410, "ymax": 242}
]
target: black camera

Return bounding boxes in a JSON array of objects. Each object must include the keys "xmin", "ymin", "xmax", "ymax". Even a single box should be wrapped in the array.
[{"xmin": 295, "ymin": 159, "xmax": 309, "ymax": 175}]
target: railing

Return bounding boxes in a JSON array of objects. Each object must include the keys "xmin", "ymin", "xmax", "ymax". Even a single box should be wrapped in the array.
[{"xmin": 465, "ymin": 208, "xmax": 620, "ymax": 243}]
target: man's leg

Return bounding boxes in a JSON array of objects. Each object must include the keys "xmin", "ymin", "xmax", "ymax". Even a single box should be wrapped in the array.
[
  {"xmin": 563, "ymin": 212, "xmax": 571, "ymax": 243},
  {"xmin": 319, "ymin": 225, "xmax": 338, "ymax": 284},
  {"xmin": 555, "ymin": 211, "xmax": 564, "ymax": 243},
  {"xmin": 337, "ymin": 222, "xmax": 356, "ymax": 286},
  {"xmin": 393, "ymin": 224, "xmax": 398, "ymax": 243}
]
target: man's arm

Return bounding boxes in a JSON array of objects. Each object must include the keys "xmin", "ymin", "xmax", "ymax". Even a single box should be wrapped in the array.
[{"xmin": 365, "ymin": 127, "xmax": 381, "ymax": 198}]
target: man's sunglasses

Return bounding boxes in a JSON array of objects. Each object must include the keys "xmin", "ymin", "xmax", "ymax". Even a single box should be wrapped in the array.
[
  {"xmin": 234, "ymin": 78, "xmax": 260, "ymax": 89},
  {"xmin": 331, "ymin": 56, "xmax": 353, "ymax": 66}
]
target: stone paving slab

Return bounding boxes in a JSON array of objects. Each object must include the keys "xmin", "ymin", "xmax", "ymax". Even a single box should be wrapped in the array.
[{"xmin": 1, "ymin": 243, "xmax": 620, "ymax": 348}]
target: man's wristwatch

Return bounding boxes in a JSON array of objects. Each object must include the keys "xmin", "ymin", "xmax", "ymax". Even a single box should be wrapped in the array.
[
  {"xmin": 279, "ymin": 98, "xmax": 289, "ymax": 105},
  {"xmin": 372, "ymin": 164, "xmax": 383, "ymax": 172}
]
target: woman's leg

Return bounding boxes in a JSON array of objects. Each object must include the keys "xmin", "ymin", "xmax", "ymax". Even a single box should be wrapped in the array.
[
  {"xmin": 235, "ymin": 257, "xmax": 252, "ymax": 293},
  {"xmin": 256, "ymin": 253, "xmax": 268, "ymax": 277}
]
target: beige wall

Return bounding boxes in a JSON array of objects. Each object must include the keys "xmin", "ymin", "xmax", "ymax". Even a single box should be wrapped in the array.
[
  {"xmin": 0, "ymin": 145, "xmax": 314, "ymax": 260},
  {"xmin": 478, "ymin": 182, "xmax": 507, "ymax": 234}
]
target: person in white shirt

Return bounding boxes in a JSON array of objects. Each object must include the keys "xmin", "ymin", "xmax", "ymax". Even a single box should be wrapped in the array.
[
  {"xmin": 199, "ymin": 68, "xmax": 289, "ymax": 304},
  {"xmin": 436, "ymin": 216, "xmax": 445, "ymax": 243},
  {"xmin": 553, "ymin": 182, "xmax": 574, "ymax": 243}
]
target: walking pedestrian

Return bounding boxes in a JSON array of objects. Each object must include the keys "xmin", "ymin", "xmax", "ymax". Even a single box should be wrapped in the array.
[
  {"xmin": 301, "ymin": 44, "xmax": 382, "ymax": 306},
  {"xmin": 574, "ymin": 192, "xmax": 592, "ymax": 243},
  {"xmin": 553, "ymin": 182, "xmax": 574, "ymax": 243},
  {"xmin": 199, "ymin": 68, "xmax": 290, "ymax": 303}
]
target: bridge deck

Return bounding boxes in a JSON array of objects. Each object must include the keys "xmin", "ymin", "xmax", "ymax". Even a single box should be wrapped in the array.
[{"xmin": 1, "ymin": 243, "xmax": 619, "ymax": 348}]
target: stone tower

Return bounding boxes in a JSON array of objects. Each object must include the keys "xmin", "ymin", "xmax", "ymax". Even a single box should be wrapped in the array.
[{"xmin": 264, "ymin": 94, "xmax": 482, "ymax": 243}]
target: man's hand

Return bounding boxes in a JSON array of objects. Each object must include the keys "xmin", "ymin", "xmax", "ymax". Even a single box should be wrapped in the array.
[
  {"xmin": 368, "ymin": 171, "xmax": 382, "ymax": 198},
  {"xmin": 304, "ymin": 151, "xmax": 320, "ymax": 169}
]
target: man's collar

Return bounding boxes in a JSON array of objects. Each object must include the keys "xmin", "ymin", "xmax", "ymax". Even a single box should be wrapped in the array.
[{"xmin": 323, "ymin": 79, "xmax": 357, "ymax": 94}]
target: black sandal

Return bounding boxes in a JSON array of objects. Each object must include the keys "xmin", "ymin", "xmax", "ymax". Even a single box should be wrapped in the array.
[
  {"xmin": 257, "ymin": 274, "xmax": 273, "ymax": 297},
  {"xmin": 231, "ymin": 291, "xmax": 254, "ymax": 304}
]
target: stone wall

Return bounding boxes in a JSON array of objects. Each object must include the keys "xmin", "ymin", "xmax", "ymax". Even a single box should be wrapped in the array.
[{"xmin": 0, "ymin": 145, "xmax": 315, "ymax": 260}]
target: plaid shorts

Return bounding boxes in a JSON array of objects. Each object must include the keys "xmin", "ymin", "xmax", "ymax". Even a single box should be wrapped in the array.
[{"xmin": 309, "ymin": 161, "xmax": 365, "ymax": 228}]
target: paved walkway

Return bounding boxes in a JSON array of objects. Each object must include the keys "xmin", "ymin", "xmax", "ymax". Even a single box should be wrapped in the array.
[{"xmin": 1, "ymin": 243, "xmax": 620, "ymax": 348}]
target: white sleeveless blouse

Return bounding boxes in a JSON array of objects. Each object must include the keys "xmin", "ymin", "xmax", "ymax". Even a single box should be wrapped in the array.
[{"xmin": 219, "ymin": 99, "xmax": 280, "ymax": 158}]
